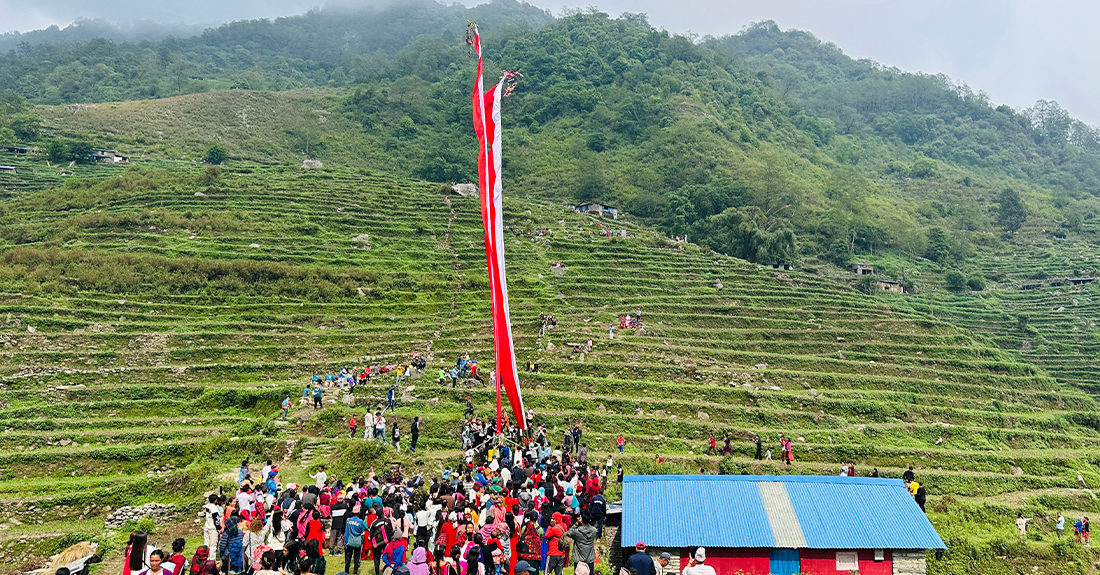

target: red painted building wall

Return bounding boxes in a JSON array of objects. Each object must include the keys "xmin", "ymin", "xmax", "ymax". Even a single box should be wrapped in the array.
[
  {"xmin": 799, "ymin": 549, "xmax": 892, "ymax": 575},
  {"xmin": 677, "ymin": 548, "xmax": 770, "ymax": 575}
]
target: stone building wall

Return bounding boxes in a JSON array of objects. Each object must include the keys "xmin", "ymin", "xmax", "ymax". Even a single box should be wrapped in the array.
[{"xmin": 892, "ymin": 550, "xmax": 927, "ymax": 575}]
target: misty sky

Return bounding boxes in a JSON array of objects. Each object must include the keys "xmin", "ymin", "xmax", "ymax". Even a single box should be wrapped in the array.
[{"xmin": 3, "ymin": 0, "xmax": 1097, "ymax": 125}]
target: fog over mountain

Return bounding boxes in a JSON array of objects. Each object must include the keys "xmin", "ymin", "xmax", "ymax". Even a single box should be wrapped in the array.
[{"xmin": 1, "ymin": 0, "xmax": 1097, "ymax": 124}]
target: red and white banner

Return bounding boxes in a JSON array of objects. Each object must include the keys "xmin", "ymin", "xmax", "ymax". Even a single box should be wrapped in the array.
[{"xmin": 471, "ymin": 25, "xmax": 527, "ymax": 429}]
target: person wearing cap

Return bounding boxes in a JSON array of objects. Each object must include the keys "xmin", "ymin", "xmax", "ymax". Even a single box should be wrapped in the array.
[
  {"xmin": 514, "ymin": 560, "xmax": 537, "ymax": 575},
  {"xmin": 682, "ymin": 549, "xmax": 715, "ymax": 575},
  {"xmin": 625, "ymin": 543, "xmax": 656, "ymax": 575}
]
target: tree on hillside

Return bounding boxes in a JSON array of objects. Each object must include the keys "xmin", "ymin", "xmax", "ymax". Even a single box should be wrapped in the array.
[
  {"xmin": 68, "ymin": 140, "xmax": 95, "ymax": 164},
  {"xmin": 45, "ymin": 140, "xmax": 67, "ymax": 163},
  {"xmin": 205, "ymin": 143, "xmax": 227, "ymax": 165},
  {"xmin": 856, "ymin": 274, "xmax": 878, "ymax": 295},
  {"xmin": 694, "ymin": 206, "xmax": 796, "ymax": 264},
  {"xmin": 925, "ymin": 227, "xmax": 950, "ymax": 263},
  {"xmin": 996, "ymin": 188, "xmax": 1028, "ymax": 232},
  {"xmin": 944, "ymin": 270, "xmax": 966, "ymax": 291}
]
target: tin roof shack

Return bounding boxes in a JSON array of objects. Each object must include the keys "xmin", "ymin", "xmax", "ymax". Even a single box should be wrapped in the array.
[
  {"xmin": 570, "ymin": 201, "xmax": 618, "ymax": 219},
  {"xmin": 2, "ymin": 146, "xmax": 31, "ymax": 154},
  {"xmin": 766, "ymin": 263, "xmax": 794, "ymax": 271},
  {"xmin": 0, "ymin": 165, "xmax": 16, "ymax": 174},
  {"xmin": 878, "ymin": 280, "xmax": 905, "ymax": 294},
  {"xmin": 850, "ymin": 263, "xmax": 874, "ymax": 275},
  {"xmin": 1066, "ymin": 277, "xmax": 1097, "ymax": 286},
  {"xmin": 93, "ymin": 149, "xmax": 128, "ymax": 163},
  {"xmin": 621, "ymin": 475, "xmax": 944, "ymax": 575}
]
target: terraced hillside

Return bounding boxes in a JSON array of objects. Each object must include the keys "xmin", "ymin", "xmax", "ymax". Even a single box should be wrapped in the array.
[
  {"xmin": 892, "ymin": 218, "xmax": 1100, "ymax": 400},
  {"xmin": 0, "ymin": 164, "xmax": 1095, "ymax": 573}
]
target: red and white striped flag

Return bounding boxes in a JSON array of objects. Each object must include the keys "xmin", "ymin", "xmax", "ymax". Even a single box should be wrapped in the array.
[{"xmin": 471, "ymin": 24, "xmax": 527, "ymax": 429}]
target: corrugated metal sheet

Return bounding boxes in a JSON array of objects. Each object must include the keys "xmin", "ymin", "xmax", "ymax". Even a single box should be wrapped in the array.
[
  {"xmin": 785, "ymin": 480, "xmax": 946, "ymax": 550},
  {"xmin": 621, "ymin": 475, "xmax": 945, "ymax": 550},
  {"xmin": 622, "ymin": 475, "xmax": 774, "ymax": 548},
  {"xmin": 757, "ymin": 482, "xmax": 807, "ymax": 548}
]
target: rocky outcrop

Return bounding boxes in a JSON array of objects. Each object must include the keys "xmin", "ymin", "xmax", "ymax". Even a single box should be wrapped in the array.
[{"xmin": 103, "ymin": 503, "xmax": 179, "ymax": 530}]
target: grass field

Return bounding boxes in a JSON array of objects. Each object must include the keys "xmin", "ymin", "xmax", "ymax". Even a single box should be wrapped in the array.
[{"xmin": 0, "ymin": 153, "xmax": 1097, "ymax": 574}]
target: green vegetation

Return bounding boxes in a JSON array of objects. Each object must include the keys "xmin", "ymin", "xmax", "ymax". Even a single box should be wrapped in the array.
[
  {"xmin": 2, "ymin": 3, "xmax": 1100, "ymax": 574},
  {"xmin": 4, "ymin": 7, "xmax": 1100, "ymax": 282},
  {"xmin": 204, "ymin": 143, "xmax": 227, "ymax": 165},
  {"xmin": 0, "ymin": 162, "xmax": 1093, "ymax": 574}
]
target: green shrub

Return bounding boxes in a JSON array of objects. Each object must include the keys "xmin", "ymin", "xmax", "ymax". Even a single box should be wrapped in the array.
[
  {"xmin": 205, "ymin": 143, "xmax": 228, "ymax": 165},
  {"xmin": 967, "ymin": 274, "xmax": 986, "ymax": 291},
  {"xmin": 45, "ymin": 140, "xmax": 68, "ymax": 163},
  {"xmin": 910, "ymin": 157, "xmax": 937, "ymax": 178},
  {"xmin": 856, "ymin": 275, "xmax": 878, "ymax": 295},
  {"xmin": 68, "ymin": 141, "xmax": 95, "ymax": 164},
  {"xmin": 327, "ymin": 440, "xmax": 388, "ymax": 479},
  {"xmin": 945, "ymin": 270, "xmax": 966, "ymax": 290}
]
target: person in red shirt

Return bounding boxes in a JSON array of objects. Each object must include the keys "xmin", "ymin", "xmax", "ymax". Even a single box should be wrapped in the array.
[
  {"xmin": 706, "ymin": 434, "xmax": 717, "ymax": 456},
  {"xmin": 440, "ymin": 513, "xmax": 459, "ymax": 556},
  {"xmin": 544, "ymin": 513, "xmax": 566, "ymax": 575},
  {"xmin": 350, "ymin": 416, "xmax": 358, "ymax": 439},
  {"xmin": 166, "ymin": 538, "xmax": 187, "ymax": 574},
  {"xmin": 586, "ymin": 474, "xmax": 601, "ymax": 498}
]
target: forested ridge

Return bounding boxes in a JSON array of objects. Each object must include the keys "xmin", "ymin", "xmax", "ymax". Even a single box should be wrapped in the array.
[{"xmin": 3, "ymin": 1, "xmax": 1100, "ymax": 286}]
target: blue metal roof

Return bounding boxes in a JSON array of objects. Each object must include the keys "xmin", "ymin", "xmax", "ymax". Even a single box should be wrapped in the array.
[{"xmin": 622, "ymin": 475, "xmax": 946, "ymax": 550}]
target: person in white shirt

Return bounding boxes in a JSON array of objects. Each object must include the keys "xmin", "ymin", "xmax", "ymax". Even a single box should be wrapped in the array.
[
  {"xmin": 236, "ymin": 485, "xmax": 256, "ymax": 514},
  {"xmin": 261, "ymin": 460, "xmax": 273, "ymax": 482},
  {"xmin": 364, "ymin": 411, "xmax": 376, "ymax": 440},
  {"xmin": 682, "ymin": 548, "xmax": 717, "ymax": 575},
  {"xmin": 203, "ymin": 494, "xmax": 223, "ymax": 551},
  {"xmin": 309, "ymin": 465, "xmax": 328, "ymax": 488},
  {"xmin": 375, "ymin": 413, "xmax": 386, "ymax": 442}
]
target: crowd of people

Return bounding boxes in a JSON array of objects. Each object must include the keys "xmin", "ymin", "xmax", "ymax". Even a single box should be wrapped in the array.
[
  {"xmin": 295, "ymin": 355, "xmax": 429, "ymax": 412},
  {"xmin": 119, "ymin": 417, "xmax": 627, "ymax": 575}
]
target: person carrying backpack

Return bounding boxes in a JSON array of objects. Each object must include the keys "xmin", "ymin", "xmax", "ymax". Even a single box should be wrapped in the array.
[
  {"xmin": 282, "ymin": 396, "xmax": 292, "ymax": 419},
  {"xmin": 543, "ymin": 513, "xmax": 566, "ymax": 575},
  {"xmin": 345, "ymin": 507, "xmax": 368, "ymax": 575},
  {"xmin": 370, "ymin": 513, "xmax": 395, "ymax": 575}
]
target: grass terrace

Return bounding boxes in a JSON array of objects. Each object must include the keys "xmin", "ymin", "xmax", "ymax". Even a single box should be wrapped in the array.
[{"xmin": 0, "ymin": 164, "xmax": 1094, "ymax": 573}]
